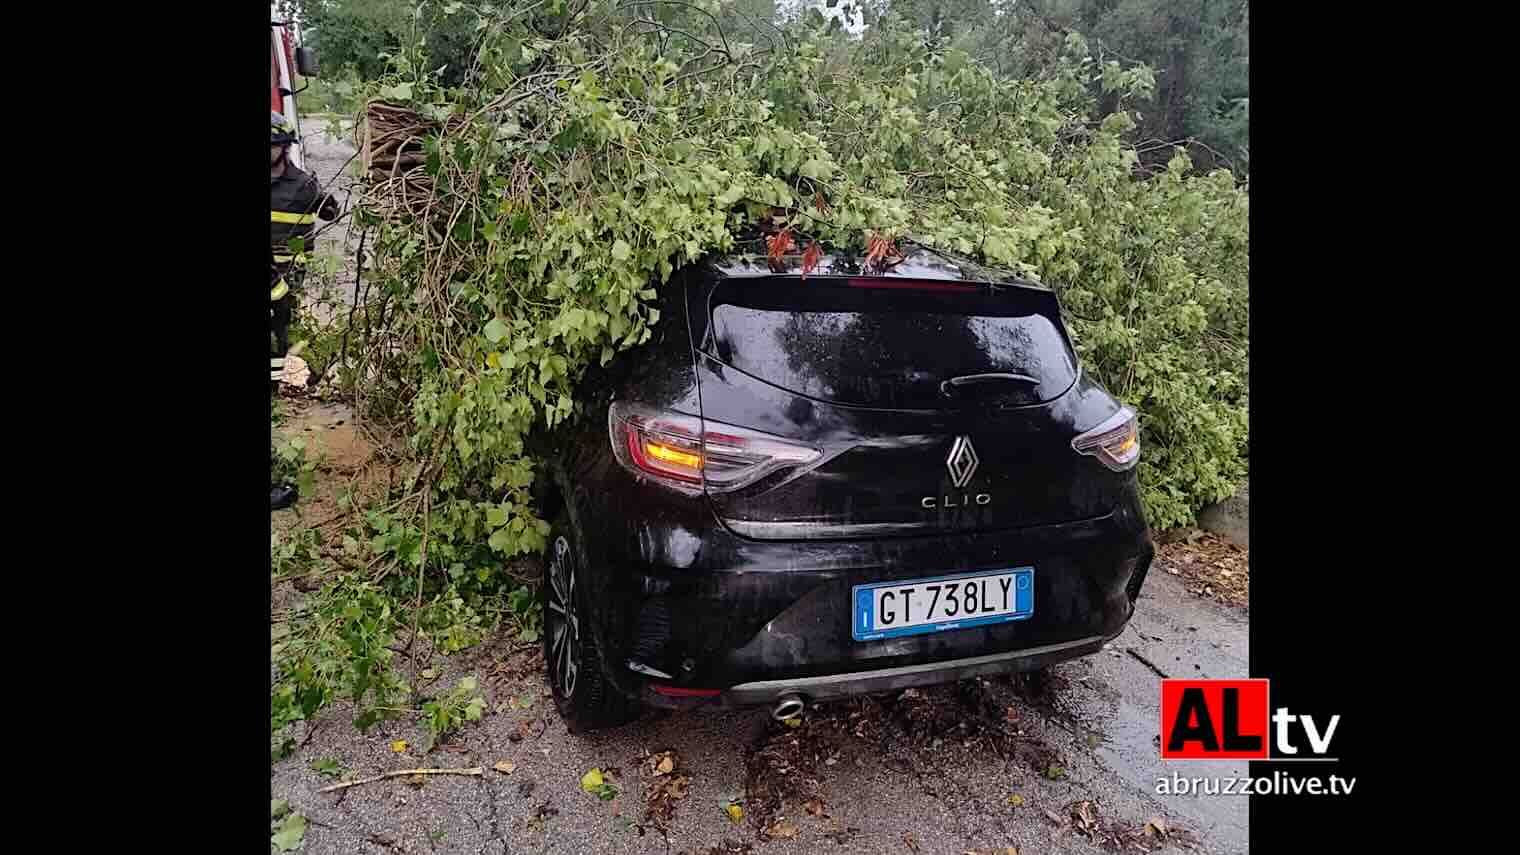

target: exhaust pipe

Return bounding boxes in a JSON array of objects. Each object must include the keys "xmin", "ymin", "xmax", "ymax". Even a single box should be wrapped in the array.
[{"xmin": 771, "ymin": 693, "xmax": 806, "ymax": 721}]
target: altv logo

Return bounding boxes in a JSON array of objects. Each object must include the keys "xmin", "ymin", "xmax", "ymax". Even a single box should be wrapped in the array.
[{"xmin": 1160, "ymin": 679, "xmax": 1342, "ymax": 760}]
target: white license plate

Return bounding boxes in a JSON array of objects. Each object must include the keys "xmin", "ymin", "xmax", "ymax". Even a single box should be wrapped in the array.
[{"xmin": 851, "ymin": 568, "xmax": 1034, "ymax": 641}]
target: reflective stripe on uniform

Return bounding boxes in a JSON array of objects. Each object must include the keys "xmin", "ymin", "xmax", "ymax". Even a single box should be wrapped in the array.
[
  {"xmin": 271, "ymin": 211, "xmax": 317, "ymax": 224},
  {"xmin": 272, "ymin": 254, "xmax": 294, "ymax": 262}
]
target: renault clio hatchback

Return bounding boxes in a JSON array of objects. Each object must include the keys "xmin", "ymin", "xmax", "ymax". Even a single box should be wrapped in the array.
[{"xmin": 535, "ymin": 245, "xmax": 1154, "ymax": 732}]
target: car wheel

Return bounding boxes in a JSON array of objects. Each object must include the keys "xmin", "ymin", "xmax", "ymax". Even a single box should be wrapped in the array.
[{"xmin": 542, "ymin": 510, "xmax": 640, "ymax": 733}]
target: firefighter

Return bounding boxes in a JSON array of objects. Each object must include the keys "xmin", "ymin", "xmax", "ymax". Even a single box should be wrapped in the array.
[
  {"xmin": 271, "ymin": 111, "xmax": 338, "ymax": 511},
  {"xmin": 270, "ymin": 110, "xmax": 340, "ymax": 392}
]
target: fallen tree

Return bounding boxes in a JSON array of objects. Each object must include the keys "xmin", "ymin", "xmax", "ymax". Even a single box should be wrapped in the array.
[{"xmin": 272, "ymin": 1, "xmax": 1247, "ymax": 746}]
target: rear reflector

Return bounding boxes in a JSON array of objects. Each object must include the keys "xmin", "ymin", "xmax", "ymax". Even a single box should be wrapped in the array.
[
  {"xmin": 846, "ymin": 278, "xmax": 977, "ymax": 293},
  {"xmin": 650, "ymin": 686, "xmax": 721, "ymax": 698}
]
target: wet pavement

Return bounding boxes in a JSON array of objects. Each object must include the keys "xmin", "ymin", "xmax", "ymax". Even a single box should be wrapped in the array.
[{"xmin": 271, "ymin": 566, "xmax": 1249, "ymax": 854}]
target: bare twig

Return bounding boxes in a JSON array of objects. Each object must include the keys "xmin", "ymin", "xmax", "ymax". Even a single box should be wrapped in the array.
[
  {"xmin": 407, "ymin": 487, "xmax": 433, "ymax": 692},
  {"xmin": 318, "ymin": 767, "xmax": 485, "ymax": 793}
]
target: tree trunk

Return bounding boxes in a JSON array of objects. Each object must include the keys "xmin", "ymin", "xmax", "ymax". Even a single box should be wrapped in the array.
[{"xmin": 1162, "ymin": 0, "xmax": 1210, "ymax": 143}]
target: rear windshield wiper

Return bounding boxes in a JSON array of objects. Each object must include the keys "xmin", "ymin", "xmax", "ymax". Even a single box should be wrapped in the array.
[{"xmin": 940, "ymin": 372, "xmax": 1038, "ymax": 398}]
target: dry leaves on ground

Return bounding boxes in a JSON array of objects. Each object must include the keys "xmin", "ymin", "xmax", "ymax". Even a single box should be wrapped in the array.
[
  {"xmin": 643, "ymin": 750, "xmax": 691, "ymax": 830},
  {"xmin": 743, "ymin": 719, "xmax": 830, "ymax": 833},
  {"xmin": 1156, "ymin": 529, "xmax": 1249, "ymax": 610},
  {"xmin": 1047, "ymin": 800, "xmax": 1196, "ymax": 852},
  {"xmin": 764, "ymin": 819, "xmax": 800, "ymax": 840}
]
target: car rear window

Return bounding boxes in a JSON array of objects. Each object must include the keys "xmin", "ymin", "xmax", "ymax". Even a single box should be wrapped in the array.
[{"xmin": 705, "ymin": 279, "xmax": 1079, "ymax": 410}]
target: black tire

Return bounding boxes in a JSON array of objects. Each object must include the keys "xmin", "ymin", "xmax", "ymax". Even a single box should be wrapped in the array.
[{"xmin": 542, "ymin": 509, "xmax": 640, "ymax": 733}]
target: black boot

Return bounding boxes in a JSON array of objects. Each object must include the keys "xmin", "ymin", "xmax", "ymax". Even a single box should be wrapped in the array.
[{"xmin": 271, "ymin": 483, "xmax": 299, "ymax": 511}]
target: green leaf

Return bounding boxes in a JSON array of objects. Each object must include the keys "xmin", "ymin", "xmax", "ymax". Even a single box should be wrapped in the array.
[
  {"xmin": 484, "ymin": 319, "xmax": 509, "ymax": 343},
  {"xmin": 610, "ymin": 239, "xmax": 631, "ymax": 261},
  {"xmin": 271, "ymin": 798, "xmax": 290, "ymax": 819},
  {"xmin": 799, "ymin": 158, "xmax": 833, "ymax": 180},
  {"xmin": 311, "ymin": 758, "xmax": 343, "ymax": 778},
  {"xmin": 271, "ymin": 814, "xmax": 307, "ymax": 852},
  {"xmin": 716, "ymin": 184, "xmax": 745, "ymax": 207},
  {"xmin": 488, "ymin": 528, "xmax": 514, "ymax": 552},
  {"xmin": 485, "ymin": 505, "xmax": 509, "ymax": 528}
]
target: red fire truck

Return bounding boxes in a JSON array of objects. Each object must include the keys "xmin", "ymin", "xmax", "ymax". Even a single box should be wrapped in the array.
[{"xmin": 271, "ymin": 18, "xmax": 318, "ymax": 170}]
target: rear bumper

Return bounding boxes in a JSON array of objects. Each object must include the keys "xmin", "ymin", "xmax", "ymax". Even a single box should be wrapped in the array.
[{"xmin": 705, "ymin": 633, "xmax": 1108, "ymax": 708}]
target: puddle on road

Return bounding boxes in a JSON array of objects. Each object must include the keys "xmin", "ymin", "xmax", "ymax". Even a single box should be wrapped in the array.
[{"xmin": 276, "ymin": 400, "xmax": 373, "ymax": 471}]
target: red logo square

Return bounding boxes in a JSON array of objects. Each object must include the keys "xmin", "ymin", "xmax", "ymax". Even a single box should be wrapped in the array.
[{"xmin": 1161, "ymin": 679, "xmax": 1270, "ymax": 759}]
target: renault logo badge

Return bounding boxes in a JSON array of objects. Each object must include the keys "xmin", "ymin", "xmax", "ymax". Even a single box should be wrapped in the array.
[{"xmin": 947, "ymin": 436, "xmax": 979, "ymax": 488}]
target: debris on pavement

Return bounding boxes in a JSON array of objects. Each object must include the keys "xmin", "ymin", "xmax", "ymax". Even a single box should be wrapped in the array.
[
  {"xmin": 278, "ymin": 354, "xmax": 311, "ymax": 388},
  {"xmin": 581, "ymin": 767, "xmax": 619, "ymax": 800},
  {"xmin": 642, "ymin": 750, "xmax": 691, "ymax": 830},
  {"xmin": 743, "ymin": 715, "xmax": 828, "ymax": 833},
  {"xmin": 1156, "ymin": 529, "xmax": 1249, "ymax": 610},
  {"xmin": 764, "ymin": 818, "xmax": 800, "ymax": 840},
  {"xmin": 316, "ymin": 765, "xmax": 484, "ymax": 793},
  {"xmin": 1047, "ymin": 798, "xmax": 1199, "ymax": 852}
]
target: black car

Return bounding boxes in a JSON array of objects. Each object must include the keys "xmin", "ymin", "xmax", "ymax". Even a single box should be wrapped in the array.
[{"xmin": 535, "ymin": 245, "xmax": 1154, "ymax": 732}]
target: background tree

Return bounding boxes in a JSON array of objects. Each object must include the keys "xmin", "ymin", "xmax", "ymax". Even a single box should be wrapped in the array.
[{"xmin": 852, "ymin": 0, "xmax": 1248, "ymax": 174}]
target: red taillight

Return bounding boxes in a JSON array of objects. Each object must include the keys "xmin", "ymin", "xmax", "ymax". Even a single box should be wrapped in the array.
[
  {"xmin": 609, "ymin": 402, "xmax": 824, "ymax": 495},
  {"xmin": 846, "ymin": 278, "xmax": 978, "ymax": 293}
]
